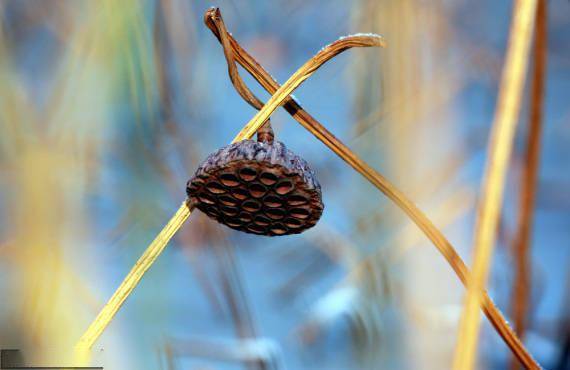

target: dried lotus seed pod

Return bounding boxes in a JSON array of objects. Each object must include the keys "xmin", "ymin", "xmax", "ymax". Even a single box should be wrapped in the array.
[{"xmin": 186, "ymin": 139, "xmax": 323, "ymax": 236}]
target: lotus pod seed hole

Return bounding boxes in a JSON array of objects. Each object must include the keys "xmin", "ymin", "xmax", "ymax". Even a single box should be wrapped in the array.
[
  {"xmin": 270, "ymin": 223, "xmax": 288, "ymax": 235},
  {"xmin": 239, "ymin": 167, "xmax": 257, "ymax": 182},
  {"xmin": 290, "ymin": 208, "xmax": 310, "ymax": 219},
  {"xmin": 220, "ymin": 173, "xmax": 240, "ymax": 187},
  {"xmin": 225, "ymin": 217, "xmax": 243, "ymax": 227},
  {"xmin": 205, "ymin": 206, "xmax": 220, "ymax": 218},
  {"xmin": 242, "ymin": 200, "xmax": 262, "ymax": 212},
  {"xmin": 187, "ymin": 180, "xmax": 201, "ymax": 193},
  {"xmin": 198, "ymin": 193, "xmax": 216, "ymax": 205},
  {"xmin": 287, "ymin": 194, "xmax": 308, "ymax": 206},
  {"xmin": 259, "ymin": 172, "xmax": 278, "ymax": 186},
  {"xmin": 249, "ymin": 183, "xmax": 267, "ymax": 198},
  {"xmin": 221, "ymin": 206, "xmax": 239, "ymax": 216},
  {"xmin": 247, "ymin": 224, "xmax": 266, "ymax": 234},
  {"xmin": 284, "ymin": 217, "xmax": 303, "ymax": 228},
  {"xmin": 238, "ymin": 212, "xmax": 253, "ymax": 223},
  {"xmin": 265, "ymin": 208, "xmax": 285, "ymax": 220},
  {"xmin": 231, "ymin": 188, "xmax": 248, "ymax": 200},
  {"xmin": 219, "ymin": 195, "xmax": 238, "ymax": 207},
  {"xmin": 275, "ymin": 180, "xmax": 294, "ymax": 195},
  {"xmin": 263, "ymin": 195, "xmax": 283, "ymax": 208},
  {"xmin": 206, "ymin": 182, "xmax": 226, "ymax": 194},
  {"xmin": 254, "ymin": 215, "xmax": 271, "ymax": 226}
]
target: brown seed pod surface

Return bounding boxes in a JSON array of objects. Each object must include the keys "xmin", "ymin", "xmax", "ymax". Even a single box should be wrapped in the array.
[{"xmin": 187, "ymin": 140, "xmax": 323, "ymax": 236}]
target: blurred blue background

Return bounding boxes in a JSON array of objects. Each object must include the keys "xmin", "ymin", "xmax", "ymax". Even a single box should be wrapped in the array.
[{"xmin": 0, "ymin": 1, "xmax": 568, "ymax": 369}]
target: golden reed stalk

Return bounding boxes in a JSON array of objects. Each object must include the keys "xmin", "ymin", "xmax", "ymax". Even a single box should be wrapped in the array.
[
  {"xmin": 453, "ymin": 1, "xmax": 540, "ymax": 369},
  {"xmin": 75, "ymin": 201, "xmax": 191, "ymax": 360}
]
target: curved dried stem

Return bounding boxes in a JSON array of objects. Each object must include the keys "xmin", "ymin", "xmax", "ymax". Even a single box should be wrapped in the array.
[
  {"xmin": 75, "ymin": 14, "xmax": 385, "ymax": 357},
  {"xmin": 205, "ymin": 8, "xmax": 540, "ymax": 369},
  {"xmin": 454, "ymin": 1, "xmax": 540, "ymax": 369},
  {"xmin": 207, "ymin": 8, "xmax": 264, "ymax": 111},
  {"xmin": 226, "ymin": 33, "xmax": 385, "ymax": 142}
]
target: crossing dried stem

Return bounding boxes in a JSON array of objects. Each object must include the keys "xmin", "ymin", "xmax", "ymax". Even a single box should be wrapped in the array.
[{"xmin": 205, "ymin": 7, "xmax": 540, "ymax": 369}]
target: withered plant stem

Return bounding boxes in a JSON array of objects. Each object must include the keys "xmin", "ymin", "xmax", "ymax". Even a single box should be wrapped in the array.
[
  {"xmin": 76, "ymin": 200, "xmax": 192, "ymax": 356},
  {"xmin": 205, "ymin": 7, "xmax": 540, "ymax": 369},
  {"xmin": 76, "ymin": 11, "xmax": 386, "ymax": 357},
  {"xmin": 225, "ymin": 34, "xmax": 385, "ymax": 143},
  {"xmin": 454, "ymin": 0, "xmax": 540, "ymax": 369},
  {"xmin": 510, "ymin": 1, "xmax": 547, "ymax": 369}
]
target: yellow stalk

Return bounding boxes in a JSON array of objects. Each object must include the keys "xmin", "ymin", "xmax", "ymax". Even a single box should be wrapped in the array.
[
  {"xmin": 75, "ymin": 33, "xmax": 385, "ymax": 359},
  {"xmin": 75, "ymin": 201, "xmax": 192, "ymax": 354},
  {"xmin": 453, "ymin": 1, "xmax": 539, "ymax": 369},
  {"xmin": 232, "ymin": 36, "xmax": 386, "ymax": 142}
]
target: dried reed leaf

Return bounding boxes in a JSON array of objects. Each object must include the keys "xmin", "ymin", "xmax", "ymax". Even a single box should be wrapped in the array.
[{"xmin": 453, "ymin": 1, "xmax": 540, "ymax": 369}]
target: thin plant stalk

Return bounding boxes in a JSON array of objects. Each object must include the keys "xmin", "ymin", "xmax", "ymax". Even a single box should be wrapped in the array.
[
  {"xmin": 205, "ymin": 9, "xmax": 540, "ymax": 369},
  {"xmin": 75, "ymin": 27, "xmax": 385, "ymax": 357},
  {"xmin": 510, "ymin": 1, "xmax": 547, "ymax": 369},
  {"xmin": 229, "ymin": 41, "xmax": 386, "ymax": 143},
  {"xmin": 75, "ymin": 200, "xmax": 192, "ymax": 359},
  {"xmin": 453, "ymin": 1, "xmax": 539, "ymax": 369}
]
